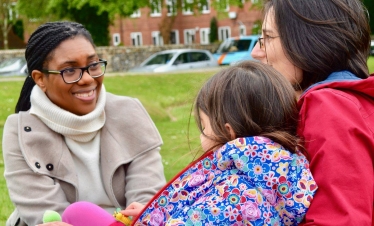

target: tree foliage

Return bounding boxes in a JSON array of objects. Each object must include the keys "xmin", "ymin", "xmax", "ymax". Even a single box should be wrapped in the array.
[
  {"xmin": 362, "ymin": 0, "xmax": 374, "ymax": 35},
  {"xmin": 0, "ymin": 0, "xmax": 17, "ymax": 49},
  {"xmin": 12, "ymin": 19, "xmax": 23, "ymax": 41},
  {"xmin": 209, "ymin": 17, "xmax": 218, "ymax": 43},
  {"xmin": 16, "ymin": 0, "xmax": 258, "ymax": 47}
]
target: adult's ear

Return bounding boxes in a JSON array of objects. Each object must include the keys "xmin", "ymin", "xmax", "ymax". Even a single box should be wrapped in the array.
[
  {"xmin": 32, "ymin": 70, "xmax": 47, "ymax": 92},
  {"xmin": 225, "ymin": 123, "xmax": 236, "ymax": 140}
]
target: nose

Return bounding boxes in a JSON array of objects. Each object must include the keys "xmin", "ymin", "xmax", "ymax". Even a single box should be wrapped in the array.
[
  {"xmin": 77, "ymin": 69, "xmax": 94, "ymax": 84},
  {"xmin": 251, "ymin": 42, "xmax": 266, "ymax": 61}
]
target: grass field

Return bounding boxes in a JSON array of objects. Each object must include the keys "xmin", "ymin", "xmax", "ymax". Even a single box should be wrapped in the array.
[{"xmin": 0, "ymin": 58, "xmax": 374, "ymax": 224}]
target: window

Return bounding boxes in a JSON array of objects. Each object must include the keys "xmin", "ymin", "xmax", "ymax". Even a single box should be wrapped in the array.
[
  {"xmin": 152, "ymin": 31, "xmax": 164, "ymax": 46},
  {"xmin": 218, "ymin": 26, "xmax": 231, "ymax": 41},
  {"xmin": 183, "ymin": 0, "xmax": 193, "ymax": 15},
  {"xmin": 9, "ymin": 2, "xmax": 18, "ymax": 20},
  {"xmin": 145, "ymin": 53, "xmax": 175, "ymax": 65},
  {"xmin": 184, "ymin": 29, "xmax": 195, "ymax": 44},
  {"xmin": 239, "ymin": 24, "xmax": 246, "ymax": 36},
  {"xmin": 130, "ymin": 9, "xmax": 141, "ymax": 18},
  {"xmin": 200, "ymin": 0, "xmax": 210, "ymax": 14},
  {"xmin": 190, "ymin": 52, "xmax": 210, "ymax": 62},
  {"xmin": 200, "ymin": 28, "xmax": 210, "ymax": 45},
  {"xmin": 170, "ymin": 30, "xmax": 179, "ymax": 44},
  {"xmin": 216, "ymin": 39, "xmax": 253, "ymax": 53},
  {"xmin": 174, "ymin": 52, "xmax": 210, "ymax": 65},
  {"xmin": 150, "ymin": 0, "xmax": 162, "ymax": 17},
  {"xmin": 113, "ymin": 33, "xmax": 121, "ymax": 46},
  {"xmin": 131, "ymin": 32, "xmax": 142, "ymax": 46},
  {"xmin": 174, "ymin": 53, "xmax": 190, "ymax": 64},
  {"xmin": 166, "ymin": 0, "xmax": 177, "ymax": 16}
]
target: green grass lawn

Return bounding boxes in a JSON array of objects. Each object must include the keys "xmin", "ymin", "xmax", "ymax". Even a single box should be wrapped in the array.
[
  {"xmin": 0, "ymin": 58, "xmax": 373, "ymax": 224},
  {"xmin": 368, "ymin": 56, "xmax": 374, "ymax": 73}
]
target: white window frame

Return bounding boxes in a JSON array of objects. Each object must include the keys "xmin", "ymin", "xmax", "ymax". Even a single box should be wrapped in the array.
[
  {"xmin": 131, "ymin": 32, "xmax": 142, "ymax": 46},
  {"xmin": 150, "ymin": 0, "xmax": 162, "ymax": 17},
  {"xmin": 170, "ymin": 30, "xmax": 180, "ymax": 44},
  {"xmin": 199, "ymin": 28, "xmax": 210, "ymax": 45},
  {"xmin": 239, "ymin": 24, "xmax": 246, "ymax": 36},
  {"xmin": 218, "ymin": 26, "xmax": 231, "ymax": 41},
  {"xmin": 182, "ymin": 0, "xmax": 194, "ymax": 15},
  {"xmin": 130, "ymin": 9, "xmax": 141, "ymax": 18},
  {"xmin": 152, "ymin": 31, "xmax": 164, "ymax": 46},
  {"xmin": 200, "ymin": 0, "xmax": 210, "ymax": 14},
  {"xmin": 113, "ymin": 33, "xmax": 121, "ymax": 46},
  {"xmin": 184, "ymin": 29, "xmax": 196, "ymax": 44},
  {"xmin": 166, "ymin": 0, "xmax": 177, "ymax": 16}
]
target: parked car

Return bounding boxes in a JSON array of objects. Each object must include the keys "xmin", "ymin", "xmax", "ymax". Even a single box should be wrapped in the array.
[
  {"xmin": 370, "ymin": 40, "xmax": 374, "ymax": 56},
  {"xmin": 0, "ymin": 57, "xmax": 27, "ymax": 76},
  {"xmin": 129, "ymin": 49, "xmax": 218, "ymax": 73},
  {"xmin": 213, "ymin": 35, "xmax": 259, "ymax": 65}
]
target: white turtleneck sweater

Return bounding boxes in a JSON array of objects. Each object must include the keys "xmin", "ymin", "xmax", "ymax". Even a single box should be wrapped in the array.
[{"xmin": 30, "ymin": 85, "xmax": 115, "ymax": 213}]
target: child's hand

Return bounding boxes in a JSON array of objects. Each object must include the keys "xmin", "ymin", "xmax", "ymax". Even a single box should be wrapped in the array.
[{"xmin": 121, "ymin": 202, "xmax": 145, "ymax": 217}]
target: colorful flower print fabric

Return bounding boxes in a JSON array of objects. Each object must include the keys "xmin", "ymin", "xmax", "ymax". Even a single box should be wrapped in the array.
[{"xmin": 134, "ymin": 136, "xmax": 317, "ymax": 226}]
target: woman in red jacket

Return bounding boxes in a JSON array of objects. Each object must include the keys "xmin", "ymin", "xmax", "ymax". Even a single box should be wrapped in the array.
[{"xmin": 251, "ymin": 0, "xmax": 373, "ymax": 225}]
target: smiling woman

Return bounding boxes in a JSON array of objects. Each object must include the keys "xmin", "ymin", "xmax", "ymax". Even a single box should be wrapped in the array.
[{"xmin": 2, "ymin": 21, "xmax": 166, "ymax": 226}]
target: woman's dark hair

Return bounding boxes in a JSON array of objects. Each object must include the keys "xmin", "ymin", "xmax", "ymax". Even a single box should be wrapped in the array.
[
  {"xmin": 264, "ymin": 0, "xmax": 371, "ymax": 90},
  {"xmin": 194, "ymin": 61, "xmax": 301, "ymax": 153},
  {"xmin": 15, "ymin": 21, "xmax": 94, "ymax": 113}
]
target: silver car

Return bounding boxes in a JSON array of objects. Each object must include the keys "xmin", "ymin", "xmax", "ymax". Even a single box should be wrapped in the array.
[
  {"xmin": 0, "ymin": 57, "xmax": 27, "ymax": 76},
  {"xmin": 129, "ymin": 49, "xmax": 218, "ymax": 73}
]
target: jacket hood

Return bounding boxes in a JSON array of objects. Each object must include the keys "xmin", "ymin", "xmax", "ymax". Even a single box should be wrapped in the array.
[{"xmin": 300, "ymin": 71, "xmax": 374, "ymax": 101}]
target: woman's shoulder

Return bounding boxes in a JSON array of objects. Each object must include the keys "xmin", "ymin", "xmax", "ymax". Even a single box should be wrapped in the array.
[
  {"xmin": 105, "ymin": 92, "xmax": 146, "ymax": 113},
  {"xmin": 102, "ymin": 92, "xmax": 162, "ymax": 144},
  {"xmin": 4, "ymin": 112, "xmax": 44, "ymax": 130}
]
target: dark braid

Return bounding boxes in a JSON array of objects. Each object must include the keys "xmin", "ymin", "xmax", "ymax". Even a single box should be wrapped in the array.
[{"xmin": 15, "ymin": 21, "xmax": 95, "ymax": 113}]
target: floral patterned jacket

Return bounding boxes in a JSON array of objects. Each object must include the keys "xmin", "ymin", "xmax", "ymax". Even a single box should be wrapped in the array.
[{"xmin": 133, "ymin": 136, "xmax": 317, "ymax": 226}]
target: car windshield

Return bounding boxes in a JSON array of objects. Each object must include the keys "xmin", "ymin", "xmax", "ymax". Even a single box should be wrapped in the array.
[
  {"xmin": 0, "ymin": 58, "xmax": 23, "ymax": 68},
  {"xmin": 216, "ymin": 39, "xmax": 252, "ymax": 53},
  {"xmin": 144, "ymin": 53, "xmax": 176, "ymax": 66}
]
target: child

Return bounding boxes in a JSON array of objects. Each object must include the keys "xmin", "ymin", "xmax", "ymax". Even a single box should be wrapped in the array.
[{"xmin": 61, "ymin": 61, "xmax": 317, "ymax": 225}]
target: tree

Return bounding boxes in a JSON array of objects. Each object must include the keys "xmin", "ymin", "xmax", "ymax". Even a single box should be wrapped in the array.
[
  {"xmin": 209, "ymin": 17, "xmax": 218, "ymax": 43},
  {"xmin": 362, "ymin": 0, "xmax": 374, "ymax": 35},
  {"xmin": 0, "ymin": 0, "xmax": 17, "ymax": 49},
  {"xmin": 17, "ymin": 0, "xmax": 151, "ymax": 46},
  {"xmin": 56, "ymin": 3, "xmax": 110, "ymax": 46},
  {"xmin": 12, "ymin": 19, "xmax": 24, "ymax": 41}
]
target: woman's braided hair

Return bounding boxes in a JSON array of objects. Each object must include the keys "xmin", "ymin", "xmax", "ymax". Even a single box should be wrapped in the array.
[{"xmin": 15, "ymin": 21, "xmax": 94, "ymax": 113}]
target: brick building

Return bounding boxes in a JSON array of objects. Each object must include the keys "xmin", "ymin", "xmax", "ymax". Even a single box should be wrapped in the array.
[{"xmin": 109, "ymin": 0, "xmax": 262, "ymax": 47}]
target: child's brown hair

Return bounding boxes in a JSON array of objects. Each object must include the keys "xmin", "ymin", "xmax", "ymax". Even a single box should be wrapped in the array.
[{"xmin": 195, "ymin": 60, "xmax": 300, "ymax": 153}]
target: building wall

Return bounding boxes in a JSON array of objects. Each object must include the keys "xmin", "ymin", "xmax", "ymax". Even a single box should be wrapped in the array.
[{"xmin": 109, "ymin": 1, "xmax": 262, "ymax": 46}]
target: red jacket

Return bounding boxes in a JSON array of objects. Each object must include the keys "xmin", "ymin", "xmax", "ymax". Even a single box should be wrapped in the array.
[{"xmin": 298, "ymin": 71, "xmax": 374, "ymax": 226}]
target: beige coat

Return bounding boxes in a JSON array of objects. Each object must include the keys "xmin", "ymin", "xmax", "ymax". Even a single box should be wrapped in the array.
[{"xmin": 3, "ymin": 93, "xmax": 166, "ymax": 226}]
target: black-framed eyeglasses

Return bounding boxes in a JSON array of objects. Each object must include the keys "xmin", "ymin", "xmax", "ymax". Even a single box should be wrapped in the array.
[
  {"xmin": 41, "ymin": 59, "xmax": 107, "ymax": 84},
  {"xmin": 258, "ymin": 36, "xmax": 280, "ymax": 49}
]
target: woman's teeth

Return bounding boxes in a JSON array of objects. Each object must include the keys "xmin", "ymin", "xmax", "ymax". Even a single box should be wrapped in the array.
[{"xmin": 75, "ymin": 90, "xmax": 94, "ymax": 97}]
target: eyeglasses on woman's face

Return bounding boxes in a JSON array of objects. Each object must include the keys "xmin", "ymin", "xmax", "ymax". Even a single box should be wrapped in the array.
[
  {"xmin": 41, "ymin": 59, "xmax": 107, "ymax": 84},
  {"xmin": 258, "ymin": 36, "xmax": 280, "ymax": 49}
]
